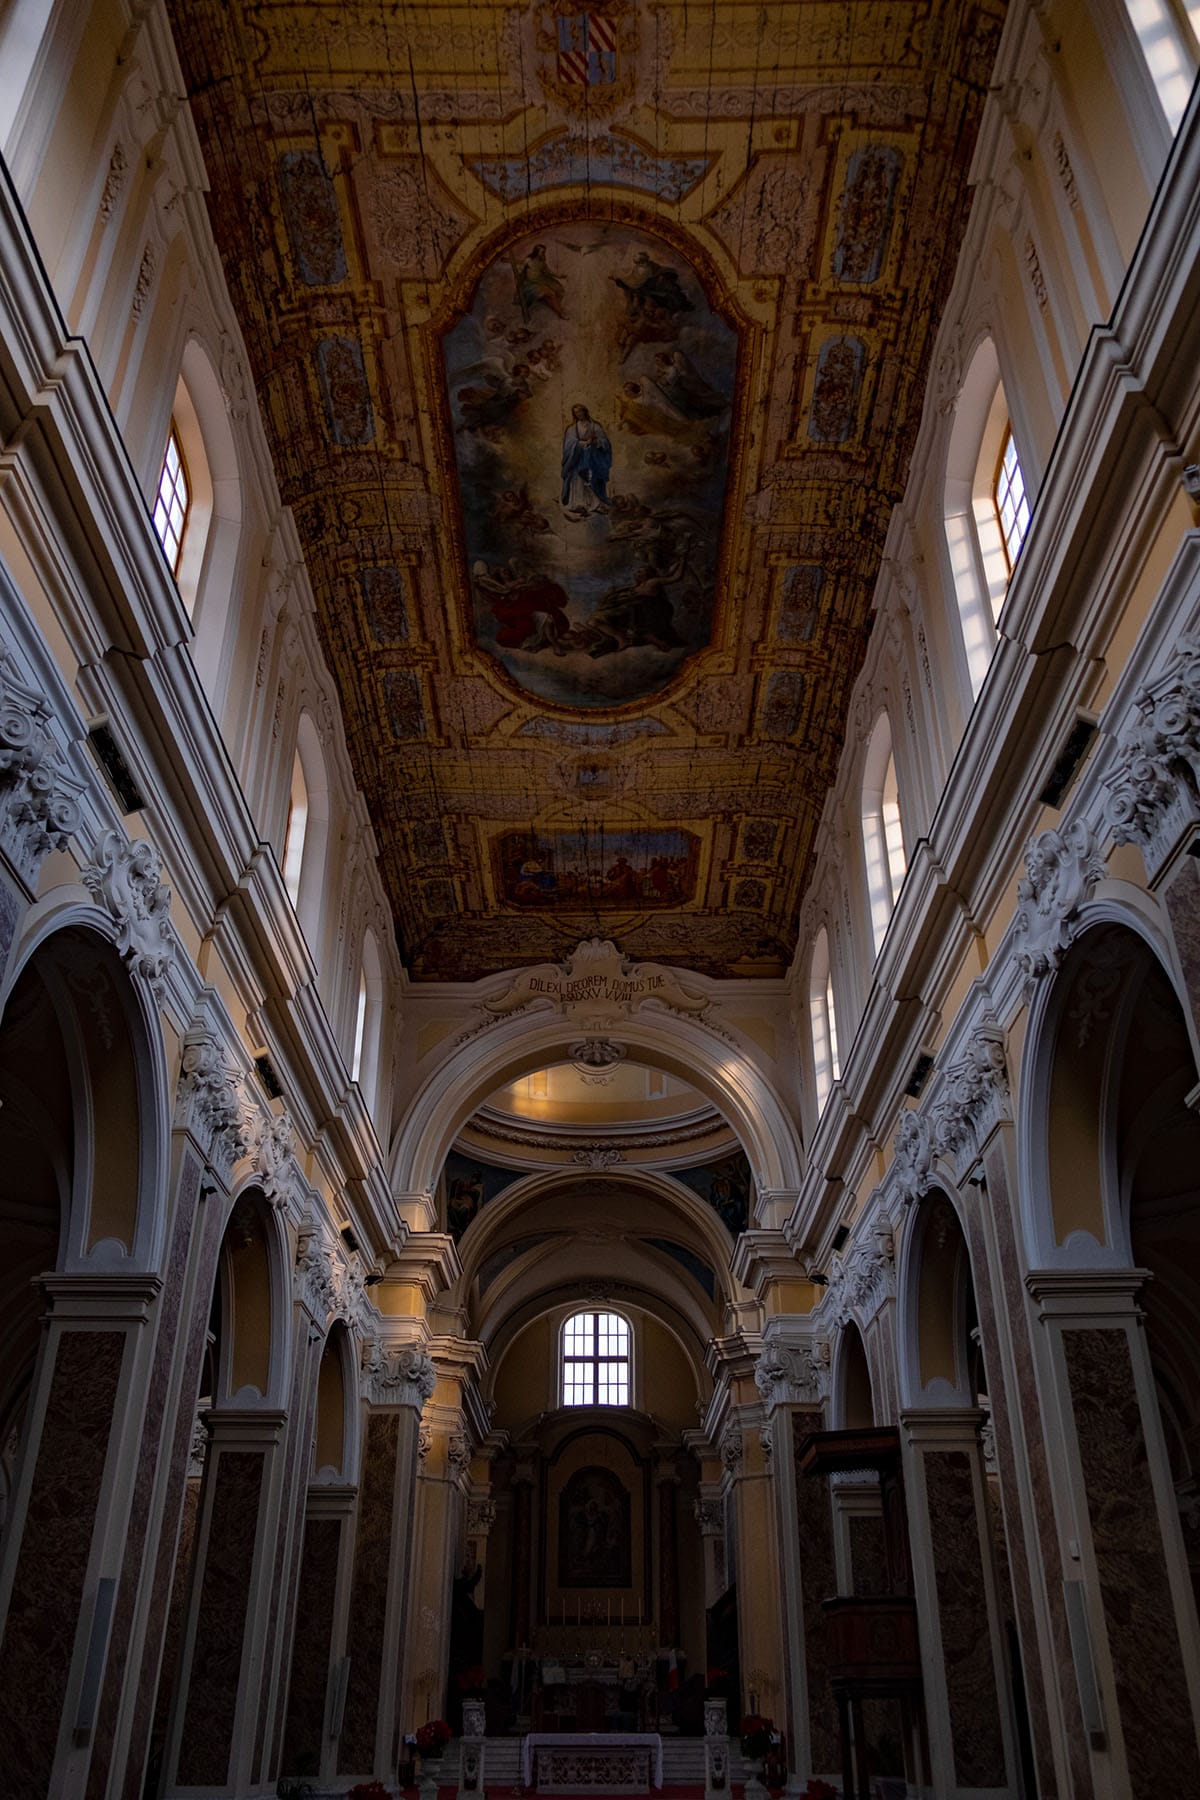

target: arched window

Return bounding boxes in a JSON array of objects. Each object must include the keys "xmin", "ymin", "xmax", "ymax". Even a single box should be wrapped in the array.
[
  {"xmin": 809, "ymin": 927, "xmax": 841, "ymax": 1114},
  {"xmin": 862, "ymin": 712, "xmax": 907, "ymax": 953},
  {"xmin": 152, "ymin": 421, "xmax": 190, "ymax": 576},
  {"xmin": 993, "ymin": 425, "xmax": 1030, "ymax": 573},
  {"xmin": 944, "ymin": 339, "xmax": 1029, "ymax": 699},
  {"xmin": 1124, "ymin": 0, "xmax": 1200, "ymax": 132},
  {"xmin": 351, "ymin": 927, "xmax": 384, "ymax": 1113},
  {"xmin": 561, "ymin": 1310, "xmax": 631, "ymax": 1407},
  {"xmin": 282, "ymin": 749, "xmax": 308, "ymax": 906}
]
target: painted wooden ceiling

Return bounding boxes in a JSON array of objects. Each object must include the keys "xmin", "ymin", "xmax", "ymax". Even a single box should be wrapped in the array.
[{"xmin": 168, "ymin": 0, "xmax": 1005, "ymax": 979}]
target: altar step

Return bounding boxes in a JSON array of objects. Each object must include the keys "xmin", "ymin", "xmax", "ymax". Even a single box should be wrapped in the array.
[{"xmin": 439, "ymin": 1736, "xmax": 752, "ymax": 1786}]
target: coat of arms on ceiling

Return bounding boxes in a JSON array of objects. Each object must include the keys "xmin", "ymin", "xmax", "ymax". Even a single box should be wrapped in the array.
[
  {"xmin": 532, "ymin": 3, "xmax": 641, "ymax": 119},
  {"xmin": 439, "ymin": 220, "xmax": 740, "ymax": 711}
]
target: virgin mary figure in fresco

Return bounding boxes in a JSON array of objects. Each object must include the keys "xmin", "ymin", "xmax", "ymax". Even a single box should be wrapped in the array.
[{"xmin": 561, "ymin": 403, "xmax": 612, "ymax": 518}]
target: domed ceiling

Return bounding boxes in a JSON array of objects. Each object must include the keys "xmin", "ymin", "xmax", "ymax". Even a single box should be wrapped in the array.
[{"xmin": 167, "ymin": 0, "xmax": 1005, "ymax": 979}]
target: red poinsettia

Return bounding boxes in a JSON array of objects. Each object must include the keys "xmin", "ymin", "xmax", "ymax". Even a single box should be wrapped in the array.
[
  {"xmin": 348, "ymin": 1783, "xmax": 392, "ymax": 1800},
  {"xmin": 416, "ymin": 1718, "xmax": 453, "ymax": 1753},
  {"xmin": 739, "ymin": 1714, "xmax": 775, "ymax": 1757}
]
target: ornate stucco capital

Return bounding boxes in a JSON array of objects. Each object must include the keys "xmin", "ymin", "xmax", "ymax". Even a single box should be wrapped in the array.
[{"xmin": 361, "ymin": 1339, "xmax": 437, "ymax": 1409}]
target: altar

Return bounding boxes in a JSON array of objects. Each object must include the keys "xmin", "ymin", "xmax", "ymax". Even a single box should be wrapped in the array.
[{"xmin": 521, "ymin": 1731, "xmax": 664, "ymax": 1792}]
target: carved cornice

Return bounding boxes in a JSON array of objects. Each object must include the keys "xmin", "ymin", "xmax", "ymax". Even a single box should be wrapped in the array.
[
  {"xmin": 1105, "ymin": 634, "xmax": 1200, "ymax": 878},
  {"xmin": 82, "ymin": 828, "xmax": 175, "ymax": 1003},
  {"xmin": 0, "ymin": 647, "xmax": 84, "ymax": 889},
  {"xmin": 1012, "ymin": 821, "xmax": 1106, "ymax": 996}
]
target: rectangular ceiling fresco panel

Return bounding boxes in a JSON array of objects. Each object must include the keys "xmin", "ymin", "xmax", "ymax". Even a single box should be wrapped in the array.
[{"xmin": 166, "ymin": 0, "xmax": 1006, "ymax": 981}]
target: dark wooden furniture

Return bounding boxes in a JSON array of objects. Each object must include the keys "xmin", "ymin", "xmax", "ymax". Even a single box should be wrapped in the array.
[{"xmin": 798, "ymin": 1429, "xmax": 925, "ymax": 1800}]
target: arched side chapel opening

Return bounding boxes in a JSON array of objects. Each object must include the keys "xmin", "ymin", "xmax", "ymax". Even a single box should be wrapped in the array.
[
  {"xmin": 1021, "ymin": 918, "xmax": 1200, "ymax": 1793},
  {"xmin": 896, "ymin": 1188, "xmax": 1024, "ymax": 1798},
  {"xmin": 0, "ymin": 923, "xmax": 165, "ymax": 1794}
]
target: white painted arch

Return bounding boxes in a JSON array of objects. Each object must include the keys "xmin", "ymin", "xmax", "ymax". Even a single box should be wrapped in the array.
[{"xmin": 390, "ymin": 1009, "xmax": 806, "ymax": 1201}]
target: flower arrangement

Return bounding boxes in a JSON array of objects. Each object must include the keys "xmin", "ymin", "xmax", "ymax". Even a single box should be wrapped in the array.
[
  {"xmin": 456, "ymin": 1664, "xmax": 488, "ymax": 1696},
  {"xmin": 739, "ymin": 1713, "xmax": 775, "ymax": 1758},
  {"xmin": 801, "ymin": 1783, "xmax": 837, "ymax": 1800},
  {"xmin": 347, "ymin": 1784, "xmax": 392, "ymax": 1800},
  {"xmin": 416, "ymin": 1718, "xmax": 453, "ymax": 1754}
]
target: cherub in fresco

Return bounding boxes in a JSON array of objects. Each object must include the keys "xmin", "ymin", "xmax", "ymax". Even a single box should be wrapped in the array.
[
  {"xmin": 561, "ymin": 403, "xmax": 613, "ymax": 518},
  {"xmin": 651, "ymin": 348, "xmax": 730, "ymax": 421},
  {"xmin": 513, "ymin": 244, "xmax": 567, "ymax": 321},
  {"xmin": 492, "ymin": 485, "xmax": 552, "ymax": 542},
  {"xmin": 455, "ymin": 359, "xmax": 532, "ymax": 433},
  {"xmin": 527, "ymin": 340, "xmax": 561, "ymax": 382}
]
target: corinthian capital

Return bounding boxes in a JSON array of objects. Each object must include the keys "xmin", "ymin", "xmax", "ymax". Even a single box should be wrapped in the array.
[{"xmin": 361, "ymin": 1339, "xmax": 437, "ymax": 1408}]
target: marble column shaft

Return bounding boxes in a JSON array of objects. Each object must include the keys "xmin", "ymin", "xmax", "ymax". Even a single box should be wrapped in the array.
[
  {"xmin": 338, "ymin": 1391, "xmax": 425, "ymax": 1780},
  {"xmin": 901, "ymin": 1411, "xmax": 1014, "ymax": 1794},
  {"xmin": 0, "ymin": 1278, "xmax": 156, "ymax": 1800},
  {"xmin": 281, "ymin": 1485, "xmax": 356, "ymax": 1782},
  {"xmin": 657, "ymin": 1472, "xmax": 680, "ymax": 1648}
]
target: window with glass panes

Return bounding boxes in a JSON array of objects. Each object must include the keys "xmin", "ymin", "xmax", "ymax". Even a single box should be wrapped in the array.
[
  {"xmin": 993, "ymin": 426, "xmax": 1030, "ymax": 572},
  {"xmin": 561, "ymin": 1310, "xmax": 630, "ymax": 1406},
  {"xmin": 152, "ymin": 423, "xmax": 190, "ymax": 575}
]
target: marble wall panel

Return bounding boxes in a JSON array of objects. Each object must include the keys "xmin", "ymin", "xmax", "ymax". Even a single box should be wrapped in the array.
[
  {"xmin": 339, "ymin": 1410, "xmax": 400, "ymax": 1774},
  {"xmin": 176, "ymin": 1449, "xmax": 265, "ymax": 1786},
  {"xmin": 281, "ymin": 1514, "xmax": 342, "ymax": 1777},
  {"xmin": 148, "ymin": 1478, "xmax": 201, "ymax": 1788},
  {"xmin": 1064, "ymin": 1328, "xmax": 1200, "ymax": 1796},
  {"xmin": 269, "ymin": 1372, "xmax": 326, "ymax": 1774},
  {"xmin": 981, "ymin": 1142, "xmax": 1081, "ymax": 1798},
  {"xmin": 1163, "ymin": 857, "xmax": 1200, "ymax": 1041},
  {"xmin": 924, "ymin": 1448, "xmax": 1006, "ymax": 1787},
  {"xmin": 124, "ymin": 1180, "xmax": 225, "ymax": 1800},
  {"xmin": 0, "ymin": 1328, "xmax": 123, "ymax": 1800},
  {"xmin": 791, "ymin": 1409, "xmax": 840, "ymax": 1773},
  {"xmin": 849, "ymin": 1512, "xmax": 888, "ymax": 1596},
  {"xmin": 255, "ymin": 1335, "xmax": 317, "ymax": 1782},
  {"xmin": 87, "ymin": 1151, "xmax": 200, "ymax": 1800}
]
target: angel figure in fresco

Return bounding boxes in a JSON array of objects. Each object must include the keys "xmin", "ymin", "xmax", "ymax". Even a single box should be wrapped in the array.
[
  {"xmin": 513, "ymin": 244, "xmax": 567, "ymax": 321},
  {"xmin": 561, "ymin": 403, "xmax": 613, "ymax": 518},
  {"xmin": 611, "ymin": 250, "xmax": 694, "ymax": 361}
]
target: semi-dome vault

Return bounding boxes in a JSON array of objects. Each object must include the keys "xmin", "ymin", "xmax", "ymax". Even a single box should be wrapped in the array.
[{"xmin": 168, "ymin": 0, "xmax": 1005, "ymax": 979}]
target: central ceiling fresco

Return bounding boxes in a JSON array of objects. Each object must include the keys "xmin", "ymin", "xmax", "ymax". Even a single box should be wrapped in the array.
[{"xmin": 168, "ymin": 0, "xmax": 1006, "ymax": 979}]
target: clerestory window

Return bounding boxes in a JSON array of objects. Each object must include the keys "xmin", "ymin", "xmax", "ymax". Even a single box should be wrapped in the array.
[
  {"xmin": 994, "ymin": 426, "xmax": 1030, "ymax": 574},
  {"xmin": 561, "ymin": 1310, "xmax": 631, "ymax": 1407},
  {"xmin": 152, "ymin": 422, "xmax": 190, "ymax": 575}
]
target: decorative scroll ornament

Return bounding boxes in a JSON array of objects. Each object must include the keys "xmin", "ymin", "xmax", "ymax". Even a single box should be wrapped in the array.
[
  {"xmin": 447, "ymin": 1430, "xmax": 473, "ymax": 1476},
  {"xmin": 826, "ymin": 1226, "xmax": 896, "ymax": 1326},
  {"xmin": 0, "ymin": 649, "xmax": 84, "ymax": 887},
  {"xmin": 693, "ymin": 1496, "xmax": 724, "ymax": 1536},
  {"xmin": 703, "ymin": 1698, "xmax": 729, "ymax": 1740},
  {"xmin": 295, "ymin": 1229, "xmax": 338, "ymax": 1321},
  {"xmin": 248, "ymin": 1108, "xmax": 298, "ymax": 1209},
  {"xmin": 467, "ymin": 1497, "xmax": 498, "ymax": 1536},
  {"xmin": 82, "ymin": 829, "xmax": 174, "ymax": 1003},
  {"xmin": 571, "ymin": 1145, "xmax": 625, "ymax": 1169},
  {"xmin": 892, "ymin": 1108, "xmax": 938, "ymax": 1206},
  {"xmin": 719, "ymin": 1424, "xmax": 744, "ymax": 1475},
  {"xmin": 759, "ymin": 1423, "xmax": 773, "ymax": 1468},
  {"xmin": 176, "ymin": 1032, "xmax": 253, "ymax": 1179},
  {"xmin": 1013, "ymin": 821, "xmax": 1106, "ymax": 996},
  {"xmin": 481, "ymin": 938, "xmax": 711, "ymax": 1030},
  {"xmin": 418, "ymin": 1421, "xmax": 433, "ymax": 1461},
  {"xmin": 931, "ymin": 1030, "xmax": 1011, "ymax": 1174},
  {"xmin": 1105, "ymin": 635, "xmax": 1200, "ymax": 877},
  {"xmin": 753, "ymin": 1338, "xmax": 829, "ymax": 1408},
  {"xmin": 361, "ymin": 1340, "xmax": 437, "ymax": 1408}
]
